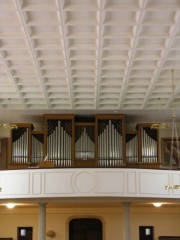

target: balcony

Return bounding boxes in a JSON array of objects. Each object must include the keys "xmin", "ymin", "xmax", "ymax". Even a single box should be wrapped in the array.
[{"xmin": 0, "ymin": 168, "xmax": 179, "ymax": 201}]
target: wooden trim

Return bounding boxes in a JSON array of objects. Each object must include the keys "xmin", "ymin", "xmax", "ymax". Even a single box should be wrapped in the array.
[
  {"xmin": 95, "ymin": 114, "xmax": 125, "ymax": 120},
  {"xmin": 126, "ymin": 130, "xmax": 138, "ymax": 134},
  {"xmin": 136, "ymin": 122, "xmax": 154, "ymax": 128},
  {"xmin": 0, "ymin": 138, "xmax": 8, "ymax": 170},
  {"xmin": 0, "ymin": 238, "xmax": 13, "ymax": 240},
  {"xmin": 38, "ymin": 161, "xmax": 54, "ymax": 168},
  {"xmin": 43, "ymin": 114, "xmax": 75, "ymax": 120},
  {"xmin": 13, "ymin": 123, "xmax": 34, "ymax": 129},
  {"xmin": 159, "ymin": 237, "xmax": 180, "ymax": 240},
  {"xmin": 8, "ymin": 163, "xmax": 31, "ymax": 169},
  {"xmin": 74, "ymin": 159, "xmax": 96, "ymax": 167},
  {"xmin": 32, "ymin": 130, "xmax": 44, "ymax": 134},
  {"xmin": 75, "ymin": 122, "xmax": 95, "ymax": 126}
]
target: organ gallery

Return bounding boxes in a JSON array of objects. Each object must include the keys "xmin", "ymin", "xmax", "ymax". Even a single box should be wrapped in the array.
[{"xmin": 7, "ymin": 114, "xmax": 165, "ymax": 169}]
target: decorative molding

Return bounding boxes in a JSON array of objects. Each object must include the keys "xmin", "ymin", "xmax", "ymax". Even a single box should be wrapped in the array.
[{"xmin": 0, "ymin": 169, "xmax": 179, "ymax": 200}]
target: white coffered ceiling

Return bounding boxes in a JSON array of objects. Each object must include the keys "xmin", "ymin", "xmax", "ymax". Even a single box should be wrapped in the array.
[{"xmin": 0, "ymin": 0, "xmax": 180, "ymax": 123}]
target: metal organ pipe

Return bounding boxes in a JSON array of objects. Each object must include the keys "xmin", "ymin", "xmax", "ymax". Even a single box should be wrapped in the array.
[
  {"xmin": 75, "ymin": 126, "xmax": 95, "ymax": 161},
  {"xmin": 126, "ymin": 134, "xmax": 138, "ymax": 164},
  {"xmin": 141, "ymin": 127, "xmax": 157, "ymax": 164},
  {"xmin": 46, "ymin": 119, "xmax": 72, "ymax": 167},
  {"xmin": 12, "ymin": 127, "xmax": 29, "ymax": 164},
  {"xmin": 98, "ymin": 119, "xmax": 123, "ymax": 167},
  {"xmin": 31, "ymin": 134, "xmax": 44, "ymax": 164}
]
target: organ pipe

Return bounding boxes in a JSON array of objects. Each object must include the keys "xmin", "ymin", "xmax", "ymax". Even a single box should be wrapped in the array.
[
  {"xmin": 44, "ymin": 115, "xmax": 74, "ymax": 167},
  {"xmin": 10, "ymin": 123, "xmax": 34, "ymax": 165},
  {"xmin": 137, "ymin": 123, "xmax": 159, "ymax": 164},
  {"xmin": 96, "ymin": 115, "xmax": 126, "ymax": 167},
  {"xmin": 126, "ymin": 132, "xmax": 138, "ymax": 164},
  {"xmin": 75, "ymin": 123, "xmax": 95, "ymax": 161},
  {"xmin": 31, "ymin": 132, "xmax": 44, "ymax": 164}
]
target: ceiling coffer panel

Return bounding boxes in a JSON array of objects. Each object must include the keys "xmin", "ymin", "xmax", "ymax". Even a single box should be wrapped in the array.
[{"xmin": 0, "ymin": 0, "xmax": 179, "ymax": 117}]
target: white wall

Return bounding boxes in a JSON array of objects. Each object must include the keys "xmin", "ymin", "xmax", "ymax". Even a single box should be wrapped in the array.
[{"xmin": 0, "ymin": 168, "xmax": 180, "ymax": 200}]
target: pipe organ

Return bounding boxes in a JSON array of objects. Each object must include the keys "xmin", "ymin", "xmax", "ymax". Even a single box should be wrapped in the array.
[
  {"xmin": 75, "ymin": 123, "xmax": 95, "ymax": 161},
  {"xmin": 45, "ymin": 116, "xmax": 74, "ymax": 167},
  {"xmin": 137, "ymin": 123, "xmax": 159, "ymax": 164},
  {"xmin": 9, "ymin": 115, "xmax": 161, "ymax": 169},
  {"xmin": 96, "ymin": 115, "xmax": 125, "ymax": 167}
]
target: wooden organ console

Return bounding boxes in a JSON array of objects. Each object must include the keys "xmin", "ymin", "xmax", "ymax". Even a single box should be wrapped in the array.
[{"xmin": 7, "ymin": 114, "xmax": 162, "ymax": 169}]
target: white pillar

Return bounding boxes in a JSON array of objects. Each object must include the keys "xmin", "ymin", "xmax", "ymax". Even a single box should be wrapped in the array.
[
  {"xmin": 123, "ymin": 202, "xmax": 130, "ymax": 240},
  {"xmin": 38, "ymin": 203, "xmax": 47, "ymax": 240}
]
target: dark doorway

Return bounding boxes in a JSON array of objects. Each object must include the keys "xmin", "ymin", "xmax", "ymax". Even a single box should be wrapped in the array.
[{"xmin": 69, "ymin": 218, "xmax": 102, "ymax": 240}]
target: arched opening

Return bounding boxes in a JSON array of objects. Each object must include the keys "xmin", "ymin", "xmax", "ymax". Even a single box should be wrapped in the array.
[{"xmin": 69, "ymin": 218, "xmax": 102, "ymax": 240}]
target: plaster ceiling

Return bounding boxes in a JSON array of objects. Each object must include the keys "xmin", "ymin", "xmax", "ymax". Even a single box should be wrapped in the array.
[{"xmin": 0, "ymin": 0, "xmax": 180, "ymax": 123}]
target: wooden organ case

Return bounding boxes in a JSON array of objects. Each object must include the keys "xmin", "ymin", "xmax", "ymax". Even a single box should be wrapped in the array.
[
  {"xmin": 8, "ymin": 115, "xmax": 161, "ymax": 169},
  {"xmin": 10, "ymin": 123, "xmax": 34, "ymax": 168},
  {"xmin": 0, "ymin": 138, "xmax": 8, "ymax": 170}
]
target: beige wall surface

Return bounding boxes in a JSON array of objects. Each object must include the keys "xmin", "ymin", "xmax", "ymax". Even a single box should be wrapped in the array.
[
  {"xmin": 0, "ymin": 205, "xmax": 179, "ymax": 240},
  {"xmin": 131, "ymin": 206, "xmax": 180, "ymax": 240}
]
